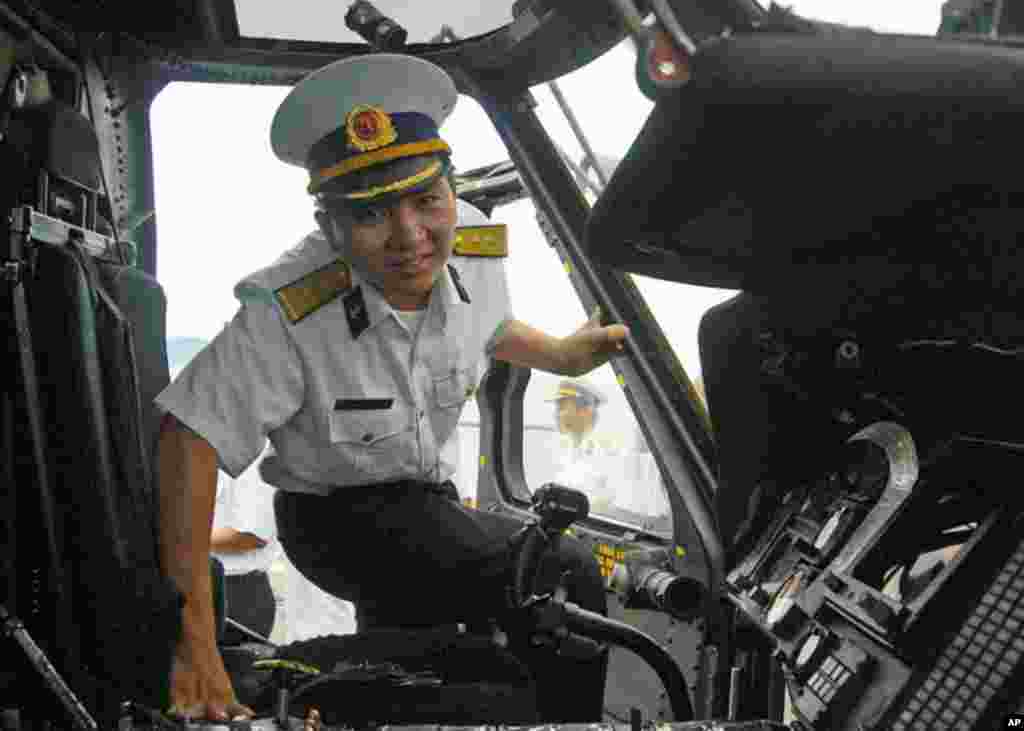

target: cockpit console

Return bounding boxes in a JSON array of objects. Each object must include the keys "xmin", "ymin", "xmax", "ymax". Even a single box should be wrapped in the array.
[
  {"xmin": 723, "ymin": 418, "xmax": 1024, "ymax": 728},
  {"xmin": 586, "ymin": 23, "xmax": 1024, "ymax": 731}
]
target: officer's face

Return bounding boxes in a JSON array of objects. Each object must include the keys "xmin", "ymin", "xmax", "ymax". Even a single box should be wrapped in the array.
[
  {"xmin": 556, "ymin": 398, "xmax": 595, "ymax": 437},
  {"xmin": 329, "ymin": 176, "xmax": 458, "ymax": 308}
]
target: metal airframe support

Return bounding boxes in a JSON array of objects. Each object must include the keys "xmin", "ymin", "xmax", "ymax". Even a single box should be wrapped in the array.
[{"xmin": 457, "ymin": 70, "xmax": 725, "ymax": 606}]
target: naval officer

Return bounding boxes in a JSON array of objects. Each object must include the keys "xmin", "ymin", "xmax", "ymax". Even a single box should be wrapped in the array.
[
  {"xmin": 155, "ymin": 53, "xmax": 629, "ymax": 723},
  {"xmin": 548, "ymin": 379, "xmax": 616, "ymax": 510}
]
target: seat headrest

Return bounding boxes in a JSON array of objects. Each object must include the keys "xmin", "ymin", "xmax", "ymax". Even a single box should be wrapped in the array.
[{"xmin": 8, "ymin": 99, "xmax": 103, "ymax": 193}]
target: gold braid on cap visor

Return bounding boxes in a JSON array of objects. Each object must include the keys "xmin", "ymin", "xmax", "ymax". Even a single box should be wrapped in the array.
[
  {"xmin": 307, "ymin": 139, "xmax": 451, "ymax": 194},
  {"xmin": 341, "ymin": 159, "xmax": 444, "ymax": 201}
]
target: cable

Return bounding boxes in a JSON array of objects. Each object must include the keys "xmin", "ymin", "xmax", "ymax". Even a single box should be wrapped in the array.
[
  {"xmin": 898, "ymin": 339, "xmax": 1024, "ymax": 358},
  {"xmin": 224, "ymin": 616, "xmax": 277, "ymax": 648},
  {"xmin": 563, "ymin": 601, "xmax": 694, "ymax": 721}
]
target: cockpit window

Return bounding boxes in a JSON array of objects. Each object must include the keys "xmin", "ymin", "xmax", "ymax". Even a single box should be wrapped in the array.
[
  {"xmin": 528, "ymin": 40, "xmax": 652, "ymax": 200},
  {"xmin": 234, "ymin": 1, "xmax": 518, "ymax": 45},
  {"xmin": 153, "ymin": 82, "xmax": 305, "ymax": 340},
  {"xmin": 773, "ymin": 1, "xmax": 944, "ymax": 34},
  {"xmin": 526, "ymin": 40, "xmax": 736, "ymax": 413},
  {"xmin": 490, "ymin": 200, "xmax": 674, "ymax": 535}
]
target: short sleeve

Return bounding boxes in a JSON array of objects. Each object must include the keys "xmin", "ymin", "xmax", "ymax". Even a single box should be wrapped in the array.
[{"xmin": 155, "ymin": 302, "xmax": 304, "ymax": 477}]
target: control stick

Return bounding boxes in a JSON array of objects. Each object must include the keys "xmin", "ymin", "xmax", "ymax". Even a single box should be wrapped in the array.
[
  {"xmin": 511, "ymin": 483, "xmax": 590, "ymax": 609},
  {"xmin": 508, "ymin": 485, "xmax": 694, "ymax": 720}
]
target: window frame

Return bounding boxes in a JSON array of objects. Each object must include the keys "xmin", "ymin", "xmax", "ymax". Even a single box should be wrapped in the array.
[{"xmin": 458, "ymin": 74, "xmax": 726, "ymax": 595}]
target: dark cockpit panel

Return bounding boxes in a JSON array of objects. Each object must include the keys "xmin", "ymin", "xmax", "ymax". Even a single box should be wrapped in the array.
[
  {"xmin": 583, "ymin": 24, "xmax": 1024, "ymax": 729},
  {"xmin": 586, "ymin": 32, "xmax": 1024, "ymax": 310}
]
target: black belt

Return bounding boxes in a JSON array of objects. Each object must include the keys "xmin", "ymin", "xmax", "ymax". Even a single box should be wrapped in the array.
[
  {"xmin": 333, "ymin": 479, "xmax": 459, "ymax": 501},
  {"xmin": 398, "ymin": 479, "xmax": 459, "ymax": 501}
]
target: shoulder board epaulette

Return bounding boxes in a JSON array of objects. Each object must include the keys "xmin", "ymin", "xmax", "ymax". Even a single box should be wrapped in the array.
[
  {"xmin": 274, "ymin": 259, "xmax": 352, "ymax": 324},
  {"xmin": 453, "ymin": 224, "xmax": 507, "ymax": 257}
]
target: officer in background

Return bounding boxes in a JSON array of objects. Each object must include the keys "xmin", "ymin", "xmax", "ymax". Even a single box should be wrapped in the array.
[
  {"xmin": 550, "ymin": 378, "xmax": 605, "ymax": 448},
  {"xmin": 210, "ymin": 461, "xmax": 280, "ymax": 644},
  {"xmin": 155, "ymin": 53, "xmax": 629, "ymax": 723},
  {"xmin": 548, "ymin": 379, "xmax": 615, "ymax": 510}
]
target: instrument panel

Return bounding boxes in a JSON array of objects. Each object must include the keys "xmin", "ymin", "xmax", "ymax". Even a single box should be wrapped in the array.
[{"xmin": 726, "ymin": 422, "xmax": 1024, "ymax": 729}]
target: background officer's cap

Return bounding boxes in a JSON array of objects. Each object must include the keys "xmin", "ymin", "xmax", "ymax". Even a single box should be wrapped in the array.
[
  {"xmin": 546, "ymin": 379, "xmax": 606, "ymax": 408},
  {"xmin": 271, "ymin": 53, "xmax": 457, "ymax": 203}
]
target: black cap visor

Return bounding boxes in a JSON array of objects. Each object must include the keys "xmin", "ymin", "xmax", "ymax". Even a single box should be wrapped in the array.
[{"xmin": 318, "ymin": 154, "xmax": 449, "ymax": 212}]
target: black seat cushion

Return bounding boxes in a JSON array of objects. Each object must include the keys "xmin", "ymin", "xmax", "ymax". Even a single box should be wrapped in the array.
[
  {"xmin": 586, "ymin": 32, "xmax": 1024, "ymax": 300},
  {"xmin": 272, "ymin": 629, "xmax": 540, "ymax": 726}
]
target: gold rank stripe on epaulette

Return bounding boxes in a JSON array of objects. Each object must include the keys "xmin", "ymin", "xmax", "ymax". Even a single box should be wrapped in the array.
[
  {"xmin": 274, "ymin": 259, "xmax": 352, "ymax": 324},
  {"xmin": 453, "ymin": 224, "xmax": 508, "ymax": 258}
]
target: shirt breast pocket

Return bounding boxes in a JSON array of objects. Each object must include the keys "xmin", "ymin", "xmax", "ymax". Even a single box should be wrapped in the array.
[
  {"xmin": 432, "ymin": 365, "xmax": 477, "ymax": 410},
  {"xmin": 329, "ymin": 406, "xmax": 413, "ymax": 477}
]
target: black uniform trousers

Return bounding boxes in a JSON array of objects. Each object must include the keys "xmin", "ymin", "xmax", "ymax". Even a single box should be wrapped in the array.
[{"xmin": 275, "ymin": 481, "xmax": 608, "ymax": 722}]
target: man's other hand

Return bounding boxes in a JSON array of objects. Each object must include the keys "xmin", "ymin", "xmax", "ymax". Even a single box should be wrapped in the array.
[{"xmin": 167, "ymin": 643, "xmax": 253, "ymax": 722}]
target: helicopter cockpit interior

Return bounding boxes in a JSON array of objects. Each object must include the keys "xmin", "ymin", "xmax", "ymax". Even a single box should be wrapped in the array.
[{"xmin": 2, "ymin": 0, "xmax": 1024, "ymax": 729}]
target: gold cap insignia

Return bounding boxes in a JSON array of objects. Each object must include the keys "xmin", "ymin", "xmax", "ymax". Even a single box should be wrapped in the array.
[{"xmin": 345, "ymin": 105, "xmax": 398, "ymax": 152}]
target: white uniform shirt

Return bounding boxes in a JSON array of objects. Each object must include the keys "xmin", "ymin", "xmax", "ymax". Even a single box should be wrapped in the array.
[
  {"xmin": 156, "ymin": 229, "xmax": 511, "ymax": 495},
  {"xmin": 281, "ymin": 557, "xmax": 357, "ymax": 643},
  {"xmin": 554, "ymin": 438, "xmax": 615, "ymax": 508},
  {"xmin": 211, "ymin": 465, "xmax": 280, "ymax": 575}
]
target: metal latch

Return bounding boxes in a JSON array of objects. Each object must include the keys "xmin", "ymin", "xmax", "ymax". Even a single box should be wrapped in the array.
[{"xmin": 2, "ymin": 260, "xmax": 23, "ymax": 284}]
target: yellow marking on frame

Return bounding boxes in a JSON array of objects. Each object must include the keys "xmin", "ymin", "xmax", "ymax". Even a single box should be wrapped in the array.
[
  {"xmin": 617, "ymin": 374, "xmax": 626, "ymax": 387},
  {"xmin": 593, "ymin": 543, "xmax": 628, "ymax": 579},
  {"xmin": 479, "ymin": 455, "xmax": 487, "ymax": 467},
  {"xmin": 563, "ymin": 260, "xmax": 572, "ymax": 274},
  {"xmin": 676, "ymin": 545, "xmax": 686, "ymax": 558}
]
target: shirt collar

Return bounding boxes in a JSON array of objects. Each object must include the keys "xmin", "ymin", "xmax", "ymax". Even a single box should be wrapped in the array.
[
  {"xmin": 347, "ymin": 264, "xmax": 470, "ymax": 336},
  {"xmin": 348, "ymin": 267, "xmax": 394, "ymax": 334}
]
